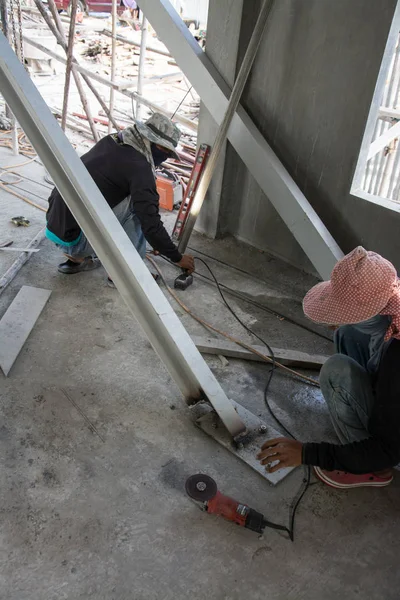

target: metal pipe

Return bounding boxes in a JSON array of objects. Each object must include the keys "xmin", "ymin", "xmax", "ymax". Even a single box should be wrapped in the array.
[
  {"xmin": 372, "ymin": 122, "xmax": 388, "ymax": 196},
  {"xmin": 46, "ymin": 0, "xmax": 100, "ymax": 141},
  {"xmin": 32, "ymin": 0, "xmax": 120, "ymax": 132},
  {"xmin": 108, "ymin": 0, "xmax": 117, "ymax": 133},
  {"xmin": 136, "ymin": 15, "xmax": 148, "ymax": 120},
  {"xmin": 0, "ymin": 0, "xmax": 8, "ymax": 38},
  {"xmin": 21, "ymin": 33, "xmax": 197, "ymax": 131},
  {"xmin": 0, "ymin": 31, "xmax": 246, "ymax": 439},
  {"xmin": 387, "ymin": 136, "xmax": 400, "ymax": 198},
  {"xmin": 1, "ymin": 0, "xmax": 19, "ymax": 154},
  {"xmin": 61, "ymin": 0, "xmax": 77, "ymax": 132},
  {"xmin": 178, "ymin": 0, "xmax": 274, "ymax": 253}
]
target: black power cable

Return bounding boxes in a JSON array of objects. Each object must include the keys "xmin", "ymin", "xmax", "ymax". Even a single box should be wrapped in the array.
[
  {"xmin": 154, "ymin": 253, "xmax": 312, "ymax": 540},
  {"xmin": 187, "ymin": 246, "xmax": 332, "ymax": 342},
  {"xmin": 193, "ymin": 257, "xmax": 311, "ymax": 542}
]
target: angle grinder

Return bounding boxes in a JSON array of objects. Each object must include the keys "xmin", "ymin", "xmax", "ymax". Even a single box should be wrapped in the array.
[{"xmin": 185, "ymin": 474, "xmax": 289, "ymax": 537}]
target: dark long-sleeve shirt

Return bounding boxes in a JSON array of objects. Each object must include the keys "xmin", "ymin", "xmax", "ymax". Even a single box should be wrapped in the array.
[
  {"xmin": 46, "ymin": 135, "xmax": 182, "ymax": 262},
  {"xmin": 303, "ymin": 339, "xmax": 400, "ymax": 473}
]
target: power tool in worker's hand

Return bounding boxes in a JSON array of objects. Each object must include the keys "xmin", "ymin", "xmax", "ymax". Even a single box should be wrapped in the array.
[
  {"xmin": 185, "ymin": 474, "xmax": 289, "ymax": 537},
  {"xmin": 174, "ymin": 270, "xmax": 193, "ymax": 290}
]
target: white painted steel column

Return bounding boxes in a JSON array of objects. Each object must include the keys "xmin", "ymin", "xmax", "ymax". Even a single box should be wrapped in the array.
[
  {"xmin": 0, "ymin": 32, "xmax": 246, "ymax": 439},
  {"xmin": 139, "ymin": 0, "xmax": 343, "ymax": 279}
]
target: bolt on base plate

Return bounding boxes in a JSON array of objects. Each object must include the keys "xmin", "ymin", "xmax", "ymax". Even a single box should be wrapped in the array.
[{"xmin": 191, "ymin": 399, "xmax": 295, "ymax": 486}]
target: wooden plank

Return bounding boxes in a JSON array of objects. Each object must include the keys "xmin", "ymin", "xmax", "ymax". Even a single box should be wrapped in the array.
[
  {"xmin": 192, "ymin": 336, "xmax": 328, "ymax": 369},
  {"xmin": 0, "ymin": 286, "xmax": 51, "ymax": 376}
]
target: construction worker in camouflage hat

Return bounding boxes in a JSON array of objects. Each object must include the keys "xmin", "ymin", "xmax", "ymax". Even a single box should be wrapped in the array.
[{"xmin": 46, "ymin": 112, "xmax": 194, "ymax": 281}]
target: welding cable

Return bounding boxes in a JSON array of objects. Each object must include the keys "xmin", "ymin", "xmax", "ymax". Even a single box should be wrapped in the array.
[
  {"xmin": 0, "ymin": 154, "xmax": 48, "ymax": 213},
  {"xmin": 187, "ymin": 245, "xmax": 332, "ymax": 343},
  {"xmin": 146, "ymin": 254, "xmax": 313, "ymax": 541},
  {"xmin": 146, "ymin": 255, "xmax": 319, "ymax": 388},
  {"xmin": 0, "ymin": 181, "xmax": 47, "ymax": 212},
  {"xmin": 0, "ymin": 130, "xmax": 37, "ymax": 157},
  {"xmin": 190, "ymin": 257, "xmax": 312, "ymax": 542}
]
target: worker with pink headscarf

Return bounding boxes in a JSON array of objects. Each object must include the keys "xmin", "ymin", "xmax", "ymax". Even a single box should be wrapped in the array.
[{"xmin": 257, "ymin": 247, "xmax": 400, "ymax": 489}]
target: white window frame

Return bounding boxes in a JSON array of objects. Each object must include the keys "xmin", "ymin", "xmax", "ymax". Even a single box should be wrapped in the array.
[{"xmin": 351, "ymin": 0, "xmax": 400, "ymax": 213}]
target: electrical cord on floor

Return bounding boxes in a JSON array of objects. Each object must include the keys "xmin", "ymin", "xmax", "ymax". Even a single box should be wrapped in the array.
[
  {"xmin": 0, "ymin": 154, "xmax": 48, "ymax": 213},
  {"xmin": 194, "ymin": 256, "xmax": 311, "ymax": 542},
  {"xmin": 147, "ymin": 254, "xmax": 313, "ymax": 542},
  {"xmin": 187, "ymin": 245, "xmax": 332, "ymax": 343},
  {"xmin": 147, "ymin": 255, "xmax": 319, "ymax": 387}
]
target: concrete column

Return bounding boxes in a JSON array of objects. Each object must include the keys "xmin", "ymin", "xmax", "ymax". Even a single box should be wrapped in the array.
[{"xmin": 194, "ymin": 0, "xmax": 244, "ymax": 238}]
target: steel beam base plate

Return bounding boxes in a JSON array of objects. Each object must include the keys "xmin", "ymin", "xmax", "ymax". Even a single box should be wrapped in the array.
[{"xmin": 191, "ymin": 400, "xmax": 294, "ymax": 486}]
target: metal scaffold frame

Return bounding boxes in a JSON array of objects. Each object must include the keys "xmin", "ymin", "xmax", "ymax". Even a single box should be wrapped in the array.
[{"xmin": 0, "ymin": 31, "xmax": 246, "ymax": 440}]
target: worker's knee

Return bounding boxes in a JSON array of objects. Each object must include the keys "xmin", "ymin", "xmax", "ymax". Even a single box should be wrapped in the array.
[{"xmin": 319, "ymin": 354, "xmax": 355, "ymax": 392}]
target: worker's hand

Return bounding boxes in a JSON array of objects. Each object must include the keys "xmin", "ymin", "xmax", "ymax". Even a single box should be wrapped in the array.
[
  {"xmin": 177, "ymin": 254, "xmax": 195, "ymax": 274},
  {"xmin": 257, "ymin": 437, "xmax": 303, "ymax": 473}
]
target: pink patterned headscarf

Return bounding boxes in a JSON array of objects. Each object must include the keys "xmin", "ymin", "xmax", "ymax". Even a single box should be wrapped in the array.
[{"xmin": 303, "ymin": 247, "xmax": 400, "ymax": 341}]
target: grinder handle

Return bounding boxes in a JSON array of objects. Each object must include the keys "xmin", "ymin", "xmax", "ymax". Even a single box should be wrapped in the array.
[{"xmin": 206, "ymin": 491, "xmax": 248, "ymax": 527}]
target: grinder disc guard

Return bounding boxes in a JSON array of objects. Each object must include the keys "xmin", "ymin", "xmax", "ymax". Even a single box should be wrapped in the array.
[{"xmin": 185, "ymin": 474, "xmax": 217, "ymax": 502}]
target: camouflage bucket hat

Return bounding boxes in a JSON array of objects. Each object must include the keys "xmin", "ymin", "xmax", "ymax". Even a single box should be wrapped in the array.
[{"xmin": 136, "ymin": 112, "xmax": 181, "ymax": 160}]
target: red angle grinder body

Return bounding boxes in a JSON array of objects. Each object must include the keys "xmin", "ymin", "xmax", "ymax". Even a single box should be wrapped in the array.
[{"xmin": 185, "ymin": 474, "xmax": 276, "ymax": 535}]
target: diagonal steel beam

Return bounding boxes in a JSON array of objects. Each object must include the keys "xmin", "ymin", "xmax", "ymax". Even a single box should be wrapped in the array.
[
  {"xmin": 139, "ymin": 0, "xmax": 343, "ymax": 279},
  {"xmin": 0, "ymin": 32, "xmax": 246, "ymax": 440}
]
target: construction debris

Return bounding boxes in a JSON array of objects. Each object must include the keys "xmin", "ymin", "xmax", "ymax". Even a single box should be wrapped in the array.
[
  {"xmin": 0, "ymin": 114, "xmax": 12, "ymax": 130},
  {"xmin": 82, "ymin": 40, "xmax": 110, "ymax": 58},
  {"xmin": 18, "ymin": 6, "xmax": 201, "ymax": 142},
  {"xmin": 2, "ymin": 4, "xmax": 203, "ymax": 205},
  {"xmin": 11, "ymin": 216, "xmax": 30, "ymax": 227}
]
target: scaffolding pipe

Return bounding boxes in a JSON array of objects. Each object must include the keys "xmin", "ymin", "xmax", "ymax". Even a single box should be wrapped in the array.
[
  {"xmin": 108, "ymin": 0, "xmax": 117, "ymax": 133},
  {"xmin": 1, "ymin": 0, "xmax": 19, "ymax": 154},
  {"xmin": 61, "ymin": 0, "xmax": 77, "ymax": 131},
  {"xmin": 21, "ymin": 33, "xmax": 197, "ymax": 131},
  {"xmin": 33, "ymin": 0, "xmax": 121, "ymax": 132},
  {"xmin": 136, "ymin": 15, "xmax": 148, "ymax": 121},
  {"xmin": 46, "ymin": 0, "xmax": 99, "ymax": 141}
]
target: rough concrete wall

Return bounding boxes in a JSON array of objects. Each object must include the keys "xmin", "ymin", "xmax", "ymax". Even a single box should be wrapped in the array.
[
  {"xmin": 195, "ymin": 0, "xmax": 243, "ymax": 237},
  {"xmin": 206, "ymin": 0, "xmax": 399, "ymax": 274}
]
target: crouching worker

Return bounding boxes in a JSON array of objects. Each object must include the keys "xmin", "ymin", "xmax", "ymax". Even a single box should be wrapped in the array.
[
  {"xmin": 45, "ymin": 112, "xmax": 194, "ymax": 283},
  {"xmin": 258, "ymin": 246, "xmax": 400, "ymax": 489}
]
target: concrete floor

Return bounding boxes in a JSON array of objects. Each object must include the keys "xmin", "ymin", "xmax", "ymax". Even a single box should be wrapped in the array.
[{"xmin": 0, "ymin": 149, "xmax": 400, "ymax": 600}]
